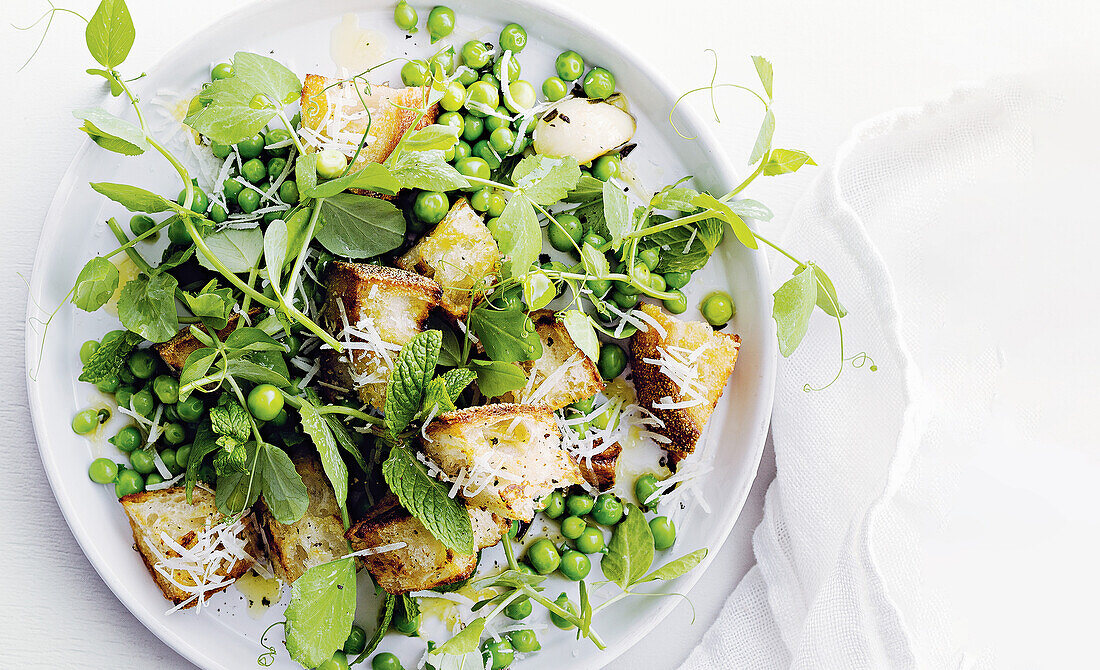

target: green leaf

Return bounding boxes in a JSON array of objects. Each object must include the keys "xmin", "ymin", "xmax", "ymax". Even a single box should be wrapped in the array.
[
  {"xmin": 263, "ymin": 218, "xmax": 289, "ymax": 294},
  {"xmin": 438, "ymin": 325, "xmax": 463, "ymax": 368},
  {"xmin": 693, "ymin": 193, "xmax": 757, "ymax": 250},
  {"xmin": 285, "ymin": 558, "xmax": 357, "ymax": 668},
  {"xmin": 635, "ymin": 548, "xmax": 709, "ymax": 584},
  {"xmin": 74, "ymin": 108, "xmax": 148, "ymax": 155},
  {"xmin": 78, "ymin": 329, "xmax": 141, "ymax": 384},
  {"xmin": 353, "ymin": 595, "xmax": 396, "ymax": 666},
  {"xmin": 602, "ymin": 179, "xmax": 631, "ymax": 250},
  {"xmin": 467, "ymin": 304, "xmax": 542, "ymax": 363},
  {"xmin": 384, "ymin": 330, "xmax": 442, "ymax": 435},
  {"xmin": 390, "ymin": 149, "xmax": 470, "ymax": 192},
  {"xmin": 749, "ymin": 109, "xmax": 775, "ymax": 166},
  {"xmin": 223, "ymin": 327, "xmax": 284, "ymax": 353},
  {"xmin": 190, "ymin": 227, "xmax": 261, "ymax": 276},
  {"xmin": 89, "ymin": 182, "xmax": 173, "ymax": 213},
  {"xmin": 651, "ymin": 185, "xmax": 701, "ymax": 212},
  {"xmin": 773, "ymin": 265, "xmax": 818, "ymax": 357},
  {"xmin": 323, "ymin": 414, "xmax": 369, "ymax": 473},
  {"xmin": 209, "ymin": 397, "xmax": 251, "ymax": 443},
  {"xmin": 117, "ymin": 273, "xmax": 180, "ymax": 343},
  {"xmin": 491, "ymin": 192, "xmax": 540, "ymax": 274},
  {"xmin": 260, "ymin": 444, "xmax": 310, "ymax": 524},
  {"xmin": 72, "ymin": 257, "xmax": 119, "ymax": 311},
  {"xmin": 184, "ymin": 52, "xmax": 301, "ymax": 145},
  {"xmin": 521, "ymin": 269, "xmax": 554, "ymax": 311},
  {"xmin": 563, "ymin": 174, "xmax": 605, "ymax": 203},
  {"xmin": 763, "ymin": 149, "xmax": 817, "ymax": 176},
  {"xmin": 809, "ymin": 264, "xmax": 846, "ymax": 318},
  {"xmin": 641, "ymin": 218, "xmax": 724, "ymax": 274},
  {"xmin": 184, "ymin": 421, "xmax": 220, "ymax": 502},
  {"xmin": 316, "ymin": 194, "xmax": 406, "ymax": 258},
  {"xmin": 560, "ymin": 310, "xmax": 599, "ymax": 362},
  {"xmin": 469, "ymin": 360, "xmax": 527, "ymax": 398},
  {"xmin": 382, "ymin": 444, "xmax": 474, "ymax": 553},
  {"xmin": 182, "ymin": 284, "xmax": 234, "ymax": 330},
  {"xmin": 419, "ymin": 376, "xmax": 456, "ymax": 417},
  {"xmin": 308, "ymin": 163, "xmax": 400, "ymax": 198},
  {"xmin": 580, "ymin": 243, "xmax": 610, "ymax": 278},
  {"xmin": 214, "ymin": 441, "xmax": 262, "ymax": 515},
  {"xmin": 725, "ymin": 198, "xmax": 774, "ymax": 222},
  {"xmin": 298, "ymin": 399, "xmax": 349, "ymax": 509},
  {"xmin": 752, "ymin": 55, "xmax": 774, "ymax": 100},
  {"xmin": 439, "ymin": 367, "xmax": 477, "ymax": 402},
  {"xmin": 224, "ymin": 357, "xmax": 292, "ymax": 387},
  {"xmin": 232, "ymin": 51, "xmax": 302, "ymax": 107},
  {"xmin": 403, "ymin": 124, "xmax": 461, "ymax": 152},
  {"xmin": 295, "ymin": 154, "xmax": 318, "ymax": 196},
  {"xmin": 436, "ymin": 617, "xmax": 486, "ymax": 655},
  {"xmin": 602, "ymin": 504, "xmax": 655, "ymax": 589},
  {"xmin": 86, "ymin": 0, "xmax": 134, "ymax": 68},
  {"xmin": 86, "ymin": 68, "xmax": 123, "ymax": 96},
  {"xmin": 178, "ymin": 348, "xmax": 217, "ymax": 401},
  {"xmin": 511, "ymin": 154, "xmax": 581, "ymax": 206}
]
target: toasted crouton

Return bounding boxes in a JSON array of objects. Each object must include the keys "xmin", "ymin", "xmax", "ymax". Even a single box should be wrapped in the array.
[
  {"xmin": 154, "ymin": 312, "xmax": 253, "ymax": 371},
  {"xmin": 320, "ymin": 262, "xmax": 443, "ymax": 408},
  {"xmin": 421, "ymin": 404, "xmax": 585, "ymax": 521},
  {"xmin": 395, "ymin": 198, "xmax": 500, "ymax": 319},
  {"xmin": 500, "ymin": 309, "xmax": 604, "ymax": 410},
  {"xmin": 345, "ymin": 494, "xmax": 508, "ymax": 594},
  {"xmin": 120, "ymin": 487, "xmax": 261, "ymax": 609},
  {"xmin": 629, "ymin": 303, "xmax": 741, "ymax": 456},
  {"xmin": 300, "ymin": 75, "xmax": 438, "ymax": 189},
  {"xmin": 578, "ymin": 439, "xmax": 621, "ymax": 492},
  {"xmin": 257, "ymin": 454, "xmax": 347, "ymax": 585}
]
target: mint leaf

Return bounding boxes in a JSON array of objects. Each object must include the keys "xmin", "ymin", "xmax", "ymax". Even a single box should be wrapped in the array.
[
  {"xmin": 635, "ymin": 548, "xmax": 708, "ymax": 584},
  {"xmin": 752, "ymin": 55, "xmax": 774, "ymax": 100},
  {"xmin": 602, "ymin": 504, "xmax": 655, "ymax": 589},
  {"xmin": 640, "ymin": 218, "xmax": 724, "ymax": 274},
  {"xmin": 213, "ymin": 443, "xmax": 248, "ymax": 474},
  {"xmin": 74, "ymin": 107, "xmax": 148, "ymax": 155},
  {"xmin": 210, "ymin": 397, "xmax": 250, "ymax": 444},
  {"xmin": 773, "ymin": 265, "xmax": 818, "ymax": 357},
  {"xmin": 117, "ymin": 273, "xmax": 180, "ymax": 343},
  {"xmin": 260, "ymin": 444, "xmax": 309, "ymax": 524},
  {"xmin": 491, "ymin": 192, "xmax": 540, "ymax": 274},
  {"xmin": 285, "ymin": 557, "xmax": 357, "ymax": 668},
  {"xmin": 469, "ymin": 360, "xmax": 526, "ymax": 398},
  {"xmin": 317, "ymin": 194, "xmax": 406, "ymax": 258},
  {"xmin": 749, "ymin": 110, "xmax": 775, "ymax": 166},
  {"xmin": 86, "ymin": 0, "xmax": 134, "ymax": 68},
  {"xmin": 382, "ymin": 443, "xmax": 474, "ymax": 553},
  {"xmin": 390, "ymin": 149, "xmax": 470, "ymax": 192},
  {"xmin": 810, "ymin": 264, "xmax": 846, "ymax": 318},
  {"xmin": 72, "ymin": 257, "xmax": 119, "ymax": 311},
  {"xmin": 184, "ymin": 420, "xmax": 220, "ymax": 502},
  {"xmin": 90, "ymin": 182, "xmax": 173, "ymax": 213},
  {"xmin": 384, "ymin": 330, "xmax": 442, "ymax": 436},
  {"xmin": 324, "ymin": 414, "xmax": 369, "ymax": 473},
  {"xmin": 693, "ymin": 193, "xmax": 757, "ymax": 250},
  {"xmin": 298, "ymin": 398, "xmax": 349, "ymax": 509},
  {"xmin": 468, "ymin": 304, "xmax": 542, "ymax": 363},
  {"xmin": 78, "ymin": 329, "xmax": 141, "ymax": 383},
  {"xmin": 763, "ymin": 149, "xmax": 816, "ymax": 176},
  {"xmin": 560, "ymin": 310, "xmax": 599, "ymax": 362},
  {"xmin": 602, "ymin": 179, "xmax": 631, "ymax": 249},
  {"xmin": 440, "ymin": 367, "xmax": 476, "ymax": 402},
  {"xmin": 512, "ymin": 154, "xmax": 581, "ymax": 206},
  {"xmin": 419, "ymin": 377, "xmax": 456, "ymax": 418}
]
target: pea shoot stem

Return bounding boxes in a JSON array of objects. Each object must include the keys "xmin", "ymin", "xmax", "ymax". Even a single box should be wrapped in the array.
[{"xmin": 105, "ymin": 217, "xmax": 152, "ymax": 274}]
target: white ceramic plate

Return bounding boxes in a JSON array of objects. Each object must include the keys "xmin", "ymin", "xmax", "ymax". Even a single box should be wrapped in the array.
[{"xmin": 25, "ymin": 1, "xmax": 775, "ymax": 668}]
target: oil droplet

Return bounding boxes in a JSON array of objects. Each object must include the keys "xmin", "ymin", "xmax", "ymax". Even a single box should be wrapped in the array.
[
  {"xmin": 235, "ymin": 569, "xmax": 282, "ymax": 619},
  {"xmin": 103, "ymin": 254, "xmax": 140, "ymax": 316},
  {"xmin": 330, "ymin": 14, "xmax": 386, "ymax": 75}
]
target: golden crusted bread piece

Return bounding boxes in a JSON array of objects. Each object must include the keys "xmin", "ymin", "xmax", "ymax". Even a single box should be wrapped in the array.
[
  {"xmin": 500, "ymin": 309, "xmax": 604, "ymax": 410},
  {"xmin": 300, "ymin": 75, "xmax": 438, "ymax": 182},
  {"xmin": 421, "ymin": 404, "xmax": 585, "ymax": 521},
  {"xmin": 320, "ymin": 262, "xmax": 442, "ymax": 408},
  {"xmin": 395, "ymin": 198, "xmax": 500, "ymax": 320},
  {"xmin": 578, "ymin": 439, "xmax": 621, "ymax": 492},
  {"xmin": 629, "ymin": 303, "xmax": 741, "ymax": 456},
  {"xmin": 257, "ymin": 454, "xmax": 347, "ymax": 585},
  {"xmin": 345, "ymin": 494, "xmax": 508, "ymax": 594},
  {"xmin": 120, "ymin": 487, "xmax": 261, "ymax": 609},
  {"xmin": 154, "ymin": 312, "xmax": 255, "ymax": 371}
]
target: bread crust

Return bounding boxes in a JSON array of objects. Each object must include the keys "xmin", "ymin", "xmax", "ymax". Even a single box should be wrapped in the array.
[
  {"xmin": 154, "ymin": 311, "xmax": 258, "ymax": 371},
  {"xmin": 578, "ymin": 439, "xmax": 621, "ymax": 492},
  {"xmin": 500, "ymin": 309, "xmax": 605, "ymax": 409}
]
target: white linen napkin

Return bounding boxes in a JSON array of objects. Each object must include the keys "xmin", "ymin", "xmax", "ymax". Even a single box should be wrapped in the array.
[{"xmin": 683, "ymin": 81, "xmax": 1036, "ymax": 670}]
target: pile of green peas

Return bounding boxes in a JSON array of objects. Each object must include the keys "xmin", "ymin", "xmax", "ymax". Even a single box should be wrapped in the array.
[{"xmin": 526, "ymin": 489, "xmax": 632, "ymax": 581}]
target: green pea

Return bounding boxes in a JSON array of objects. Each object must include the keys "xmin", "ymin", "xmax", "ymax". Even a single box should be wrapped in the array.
[
  {"xmin": 597, "ymin": 343, "xmax": 627, "ymax": 380},
  {"xmin": 555, "ymin": 50, "xmax": 585, "ymax": 81},
  {"xmin": 114, "ymin": 469, "xmax": 144, "ymax": 498},
  {"xmin": 413, "ymin": 191, "xmax": 449, "ymax": 225},
  {"xmin": 247, "ymin": 384, "xmax": 285, "ymax": 421},
  {"xmin": 560, "ymin": 515, "xmax": 586, "ymax": 540},
  {"xmin": 559, "ymin": 550, "xmax": 591, "ymax": 580},
  {"xmin": 663, "ymin": 289, "xmax": 689, "ymax": 314},
  {"xmin": 177, "ymin": 186, "xmax": 209, "ymax": 214},
  {"xmin": 550, "ymin": 592, "xmax": 578, "ymax": 629},
  {"xmin": 456, "ymin": 67, "xmax": 478, "ymax": 87},
  {"xmin": 208, "ymin": 203, "xmax": 228, "ymax": 224},
  {"xmin": 593, "ymin": 153, "xmax": 621, "ymax": 182},
  {"xmin": 95, "ymin": 374, "xmax": 121, "ymax": 395},
  {"xmin": 435, "ymin": 81, "xmax": 464, "ymax": 114},
  {"xmin": 237, "ymin": 157, "xmax": 264, "ymax": 184},
  {"xmin": 483, "ymin": 639, "xmax": 514, "ymax": 670},
  {"xmin": 526, "ymin": 538, "xmax": 560, "ymax": 574},
  {"xmin": 582, "ymin": 232, "xmax": 607, "ymax": 249},
  {"xmin": 510, "ymin": 629, "xmax": 540, "ymax": 653},
  {"xmin": 237, "ymin": 134, "xmax": 265, "ymax": 159},
  {"xmin": 633, "ymin": 248, "xmax": 659, "ymax": 273},
  {"xmin": 583, "ymin": 66, "xmax": 616, "ymax": 99},
  {"xmin": 504, "ymin": 596, "xmax": 532, "ymax": 620},
  {"xmin": 611, "ymin": 289, "xmax": 640, "ymax": 311},
  {"xmin": 426, "ymin": 6, "xmax": 455, "ymax": 42},
  {"xmin": 401, "ymin": 59, "xmax": 430, "ymax": 87},
  {"xmin": 278, "ymin": 180, "xmax": 299, "ymax": 205},
  {"xmin": 473, "ymin": 140, "xmax": 501, "ymax": 168},
  {"xmin": 429, "ymin": 47, "xmax": 456, "ymax": 77},
  {"xmin": 224, "ymin": 178, "xmax": 244, "ymax": 201},
  {"xmin": 565, "ymin": 493, "xmax": 594, "ymax": 517},
  {"xmin": 635, "ymin": 473, "xmax": 662, "ymax": 510},
  {"xmin": 237, "ymin": 188, "xmax": 261, "ymax": 214},
  {"xmin": 211, "ymin": 62, "xmax": 233, "ymax": 80},
  {"xmin": 489, "ymin": 126, "xmax": 515, "ymax": 153},
  {"xmin": 542, "ymin": 76, "xmax": 568, "ymax": 102},
  {"xmin": 492, "ymin": 55, "xmax": 521, "ymax": 83},
  {"xmin": 648, "ymin": 273, "xmax": 667, "ymax": 293},
  {"xmin": 88, "ymin": 458, "xmax": 119, "ymax": 484},
  {"xmin": 485, "ymin": 108, "xmax": 510, "ymax": 133},
  {"xmin": 480, "ymin": 72, "xmax": 500, "ymax": 88},
  {"xmin": 166, "ymin": 217, "xmax": 191, "ymax": 245},
  {"xmin": 585, "ymin": 278, "xmax": 612, "ymax": 298},
  {"xmin": 393, "ymin": 604, "xmax": 420, "ymax": 635},
  {"xmin": 499, "ymin": 23, "xmax": 527, "ymax": 53},
  {"xmin": 393, "ymin": 0, "xmax": 417, "ymax": 32},
  {"xmin": 701, "ymin": 291, "xmax": 735, "ymax": 326},
  {"xmin": 318, "ymin": 651, "xmax": 350, "ymax": 670},
  {"xmin": 267, "ymin": 157, "xmax": 288, "ymax": 180},
  {"xmin": 71, "ymin": 408, "xmax": 99, "ymax": 435},
  {"xmin": 109, "ymin": 427, "xmax": 141, "ymax": 455},
  {"xmin": 460, "ymin": 40, "xmax": 492, "ymax": 69},
  {"xmin": 131, "ymin": 389, "xmax": 156, "ymax": 417},
  {"xmin": 469, "ymin": 187, "xmax": 491, "ymax": 212},
  {"xmin": 539, "ymin": 491, "xmax": 565, "ymax": 520},
  {"xmin": 575, "ymin": 526, "xmax": 606, "ymax": 554},
  {"xmin": 464, "ymin": 80, "xmax": 500, "ymax": 115},
  {"xmin": 152, "ymin": 375, "xmax": 178, "ymax": 405},
  {"xmin": 210, "ymin": 141, "xmax": 232, "ymax": 159},
  {"xmin": 370, "ymin": 652, "xmax": 402, "ymax": 670},
  {"xmin": 486, "ymin": 191, "xmax": 507, "ymax": 218},
  {"xmin": 506, "ymin": 80, "xmax": 537, "ymax": 113},
  {"xmin": 316, "ymin": 149, "xmax": 349, "ymax": 180},
  {"xmin": 455, "ymin": 156, "xmax": 490, "ymax": 181},
  {"xmin": 114, "ymin": 388, "xmax": 134, "ymax": 412},
  {"xmin": 130, "ymin": 450, "xmax": 156, "ymax": 475},
  {"xmin": 342, "ymin": 625, "xmax": 366, "ymax": 655},
  {"xmin": 177, "ymin": 395, "xmax": 205, "ymax": 423},
  {"xmin": 263, "ymin": 209, "xmax": 285, "ymax": 225},
  {"xmin": 271, "ymin": 409, "xmax": 289, "ymax": 427},
  {"xmin": 650, "ymin": 516, "xmax": 676, "ymax": 550},
  {"xmin": 129, "ymin": 214, "xmax": 156, "ymax": 239},
  {"xmin": 661, "ymin": 272, "xmax": 689, "ymax": 291},
  {"xmin": 161, "ymin": 448, "xmax": 179, "ymax": 474},
  {"xmin": 437, "ymin": 111, "xmax": 464, "ymax": 136},
  {"xmin": 145, "ymin": 472, "xmax": 164, "ymax": 487},
  {"xmin": 545, "ymin": 215, "xmax": 580, "ymax": 252},
  {"xmin": 461, "ymin": 114, "xmax": 483, "ymax": 142},
  {"xmin": 79, "ymin": 340, "xmax": 101, "ymax": 365},
  {"xmin": 264, "ymin": 128, "xmax": 292, "ymax": 156}
]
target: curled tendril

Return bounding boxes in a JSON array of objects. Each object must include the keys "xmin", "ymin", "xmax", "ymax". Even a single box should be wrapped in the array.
[
  {"xmin": 12, "ymin": 2, "xmax": 88, "ymax": 73},
  {"xmin": 846, "ymin": 351, "xmax": 878, "ymax": 372},
  {"xmin": 256, "ymin": 620, "xmax": 287, "ymax": 667},
  {"xmin": 668, "ymin": 53, "xmax": 770, "ymax": 141}
]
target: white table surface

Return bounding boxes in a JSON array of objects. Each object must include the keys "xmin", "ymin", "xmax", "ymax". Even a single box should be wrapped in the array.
[{"xmin": 1, "ymin": 0, "xmax": 1096, "ymax": 668}]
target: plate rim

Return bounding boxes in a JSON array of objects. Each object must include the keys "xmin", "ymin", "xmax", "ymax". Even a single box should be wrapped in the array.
[{"xmin": 24, "ymin": 1, "xmax": 776, "ymax": 668}]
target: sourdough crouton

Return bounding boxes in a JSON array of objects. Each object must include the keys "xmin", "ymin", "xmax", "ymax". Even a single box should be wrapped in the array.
[
  {"xmin": 257, "ymin": 454, "xmax": 347, "ymax": 585},
  {"xmin": 421, "ymin": 404, "xmax": 585, "ymax": 521},
  {"xmin": 629, "ymin": 303, "xmax": 740, "ymax": 456},
  {"xmin": 395, "ymin": 198, "xmax": 500, "ymax": 320},
  {"xmin": 154, "ymin": 312, "xmax": 252, "ymax": 371},
  {"xmin": 345, "ymin": 494, "xmax": 508, "ymax": 594},
  {"xmin": 300, "ymin": 75, "xmax": 438, "ymax": 186},
  {"xmin": 500, "ymin": 309, "xmax": 604, "ymax": 410},
  {"xmin": 578, "ymin": 439, "xmax": 621, "ymax": 492},
  {"xmin": 120, "ymin": 487, "xmax": 261, "ymax": 609},
  {"xmin": 320, "ymin": 262, "xmax": 442, "ymax": 408}
]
